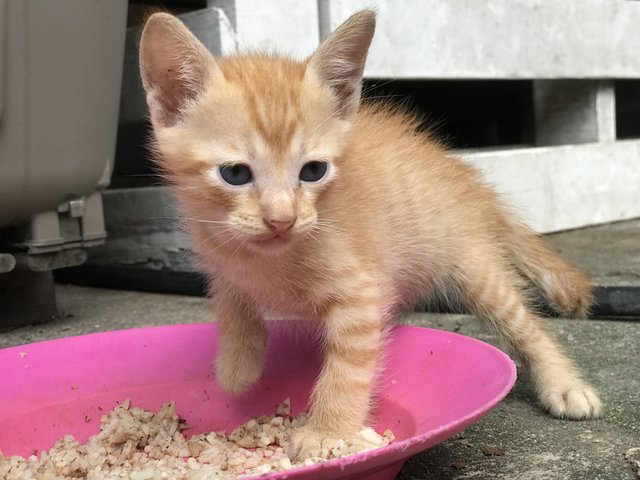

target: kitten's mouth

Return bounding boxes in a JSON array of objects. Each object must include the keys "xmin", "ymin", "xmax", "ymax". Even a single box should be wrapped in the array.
[{"xmin": 251, "ymin": 233, "xmax": 293, "ymax": 250}]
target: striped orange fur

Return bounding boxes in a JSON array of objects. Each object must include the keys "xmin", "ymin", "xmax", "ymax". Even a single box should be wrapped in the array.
[{"xmin": 140, "ymin": 10, "xmax": 601, "ymax": 460}]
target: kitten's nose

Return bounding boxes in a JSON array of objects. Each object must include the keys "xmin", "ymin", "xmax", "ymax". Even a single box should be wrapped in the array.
[{"xmin": 264, "ymin": 217, "xmax": 296, "ymax": 234}]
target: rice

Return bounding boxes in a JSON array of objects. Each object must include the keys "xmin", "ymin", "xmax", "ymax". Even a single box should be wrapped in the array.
[{"xmin": 0, "ymin": 399, "xmax": 394, "ymax": 479}]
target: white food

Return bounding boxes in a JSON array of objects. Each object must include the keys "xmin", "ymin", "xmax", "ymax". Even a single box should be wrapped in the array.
[{"xmin": 0, "ymin": 399, "xmax": 394, "ymax": 479}]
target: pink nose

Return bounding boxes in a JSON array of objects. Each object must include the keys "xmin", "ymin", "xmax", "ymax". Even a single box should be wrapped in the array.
[{"xmin": 265, "ymin": 218, "xmax": 296, "ymax": 234}]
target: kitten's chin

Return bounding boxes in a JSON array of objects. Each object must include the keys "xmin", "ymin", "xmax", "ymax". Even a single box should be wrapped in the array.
[{"xmin": 247, "ymin": 234, "xmax": 295, "ymax": 255}]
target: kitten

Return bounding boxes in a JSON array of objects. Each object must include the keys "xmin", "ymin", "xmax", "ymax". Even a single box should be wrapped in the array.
[{"xmin": 139, "ymin": 10, "xmax": 602, "ymax": 460}]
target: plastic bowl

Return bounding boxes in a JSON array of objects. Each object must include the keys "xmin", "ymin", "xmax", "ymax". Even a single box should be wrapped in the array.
[{"xmin": 0, "ymin": 324, "xmax": 515, "ymax": 479}]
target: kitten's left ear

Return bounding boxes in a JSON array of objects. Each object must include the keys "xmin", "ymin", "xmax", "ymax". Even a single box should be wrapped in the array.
[
  {"xmin": 139, "ymin": 13, "xmax": 217, "ymax": 128},
  {"xmin": 307, "ymin": 10, "xmax": 376, "ymax": 122}
]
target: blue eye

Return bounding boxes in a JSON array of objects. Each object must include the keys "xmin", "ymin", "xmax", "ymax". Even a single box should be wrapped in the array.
[
  {"xmin": 219, "ymin": 164, "xmax": 252, "ymax": 185},
  {"xmin": 299, "ymin": 161, "xmax": 328, "ymax": 182}
]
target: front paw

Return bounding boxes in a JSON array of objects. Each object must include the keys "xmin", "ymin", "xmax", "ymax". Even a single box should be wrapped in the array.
[
  {"xmin": 285, "ymin": 426, "xmax": 329, "ymax": 461},
  {"xmin": 215, "ymin": 347, "xmax": 264, "ymax": 395}
]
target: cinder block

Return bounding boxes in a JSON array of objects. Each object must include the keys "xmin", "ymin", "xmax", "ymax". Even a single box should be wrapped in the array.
[{"xmin": 464, "ymin": 141, "xmax": 640, "ymax": 232}]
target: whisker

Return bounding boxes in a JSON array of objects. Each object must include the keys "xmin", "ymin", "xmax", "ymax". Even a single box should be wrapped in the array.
[
  {"xmin": 194, "ymin": 229, "xmax": 240, "ymax": 254},
  {"xmin": 306, "ymin": 231, "xmax": 321, "ymax": 245},
  {"xmin": 308, "ymin": 108, "xmax": 342, "ymax": 138},
  {"xmin": 315, "ymin": 207, "xmax": 343, "ymax": 215},
  {"xmin": 183, "ymin": 217, "xmax": 231, "ymax": 225},
  {"xmin": 362, "ymin": 79, "xmax": 397, "ymax": 96},
  {"xmin": 362, "ymin": 94, "xmax": 405, "ymax": 101},
  {"xmin": 314, "ymin": 220, "xmax": 348, "ymax": 234},
  {"xmin": 230, "ymin": 236, "xmax": 249, "ymax": 260},
  {"xmin": 311, "ymin": 224, "xmax": 348, "ymax": 239}
]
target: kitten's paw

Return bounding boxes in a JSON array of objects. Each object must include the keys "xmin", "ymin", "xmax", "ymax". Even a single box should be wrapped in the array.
[
  {"xmin": 539, "ymin": 381, "xmax": 602, "ymax": 419},
  {"xmin": 285, "ymin": 426, "xmax": 327, "ymax": 462},
  {"xmin": 215, "ymin": 348, "xmax": 264, "ymax": 395}
]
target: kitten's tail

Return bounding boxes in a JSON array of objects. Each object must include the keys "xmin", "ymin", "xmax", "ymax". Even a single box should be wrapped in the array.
[{"xmin": 506, "ymin": 221, "xmax": 593, "ymax": 318}]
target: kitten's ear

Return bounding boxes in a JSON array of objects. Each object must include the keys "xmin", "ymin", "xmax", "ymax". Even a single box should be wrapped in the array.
[
  {"xmin": 139, "ymin": 13, "xmax": 216, "ymax": 128},
  {"xmin": 307, "ymin": 10, "xmax": 376, "ymax": 121}
]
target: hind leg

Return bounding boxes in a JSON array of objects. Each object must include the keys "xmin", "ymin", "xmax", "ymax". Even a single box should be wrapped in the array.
[{"xmin": 458, "ymin": 252, "xmax": 602, "ymax": 419}]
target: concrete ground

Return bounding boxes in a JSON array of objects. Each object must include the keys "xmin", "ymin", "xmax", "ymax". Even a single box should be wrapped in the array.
[{"xmin": 1, "ymin": 220, "xmax": 639, "ymax": 479}]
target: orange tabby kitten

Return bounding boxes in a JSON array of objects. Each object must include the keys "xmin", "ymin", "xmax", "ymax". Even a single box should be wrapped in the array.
[{"xmin": 139, "ymin": 10, "xmax": 602, "ymax": 459}]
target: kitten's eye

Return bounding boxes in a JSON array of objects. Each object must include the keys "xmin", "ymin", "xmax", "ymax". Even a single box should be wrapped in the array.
[
  {"xmin": 299, "ymin": 161, "xmax": 328, "ymax": 182},
  {"xmin": 219, "ymin": 164, "xmax": 252, "ymax": 185}
]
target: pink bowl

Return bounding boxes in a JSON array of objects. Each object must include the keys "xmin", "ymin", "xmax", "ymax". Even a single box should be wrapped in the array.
[{"xmin": 0, "ymin": 324, "xmax": 515, "ymax": 479}]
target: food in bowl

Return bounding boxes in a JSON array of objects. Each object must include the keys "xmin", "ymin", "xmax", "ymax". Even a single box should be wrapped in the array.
[{"xmin": 0, "ymin": 399, "xmax": 394, "ymax": 479}]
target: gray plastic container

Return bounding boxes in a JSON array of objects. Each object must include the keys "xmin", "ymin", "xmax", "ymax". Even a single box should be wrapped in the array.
[{"xmin": 0, "ymin": 0, "xmax": 127, "ymax": 254}]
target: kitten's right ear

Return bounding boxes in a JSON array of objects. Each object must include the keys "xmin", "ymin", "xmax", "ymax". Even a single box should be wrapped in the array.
[
  {"xmin": 139, "ymin": 13, "xmax": 216, "ymax": 128},
  {"xmin": 307, "ymin": 10, "xmax": 376, "ymax": 122}
]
